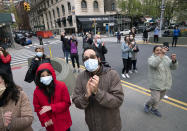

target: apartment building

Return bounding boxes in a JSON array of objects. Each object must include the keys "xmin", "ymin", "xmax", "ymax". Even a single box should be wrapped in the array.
[{"xmin": 29, "ymin": 0, "xmax": 120, "ymax": 34}]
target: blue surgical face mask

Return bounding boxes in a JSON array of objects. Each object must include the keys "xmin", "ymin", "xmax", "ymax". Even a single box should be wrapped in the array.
[
  {"xmin": 36, "ymin": 52, "xmax": 43, "ymax": 57},
  {"xmin": 40, "ymin": 76, "xmax": 53, "ymax": 86},
  {"xmin": 84, "ymin": 59, "xmax": 99, "ymax": 72}
]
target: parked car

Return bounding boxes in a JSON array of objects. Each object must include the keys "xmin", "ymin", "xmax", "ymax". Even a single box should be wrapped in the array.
[
  {"xmin": 115, "ymin": 29, "xmax": 131, "ymax": 36},
  {"xmin": 24, "ymin": 32, "xmax": 32, "ymax": 38},
  {"xmin": 14, "ymin": 33, "xmax": 32, "ymax": 46},
  {"xmin": 120, "ymin": 29, "xmax": 131, "ymax": 36}
]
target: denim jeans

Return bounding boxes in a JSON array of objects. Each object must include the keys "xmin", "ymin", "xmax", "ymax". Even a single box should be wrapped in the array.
[{"xmin": 64, "ymin": 51, "xmax": 70, "ymax": 63}]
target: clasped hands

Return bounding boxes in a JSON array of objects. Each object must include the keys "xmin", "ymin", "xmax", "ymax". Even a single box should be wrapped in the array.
[
  {"xmin": 39, "ymin": 105, "xmax": 53, "ymax": 127},
  {"xmin": 85, "ymin": 75, "xmax": 99, "ymax": 98}
]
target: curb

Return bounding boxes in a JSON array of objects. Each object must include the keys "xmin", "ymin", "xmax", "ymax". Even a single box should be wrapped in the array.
[{"xmin": 136, "ymin": 40, "xmax": 187, "ymax": 47}]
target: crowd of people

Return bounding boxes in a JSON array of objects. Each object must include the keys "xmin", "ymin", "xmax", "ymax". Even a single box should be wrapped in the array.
[{"xmin": 0, "ymin": 26, "xmax": 178, "ymax": 131}]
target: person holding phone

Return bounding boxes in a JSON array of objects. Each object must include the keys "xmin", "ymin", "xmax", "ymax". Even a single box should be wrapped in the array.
[{"xmin": 144, "ymin": 45, "xmax": 178, "ymax": 117}]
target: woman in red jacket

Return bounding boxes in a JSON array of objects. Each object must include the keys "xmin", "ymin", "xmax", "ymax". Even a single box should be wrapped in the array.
[
  {"xmin": 0, "ymin": 46, "xmax": 12, "ymax": 79},
  {"xmin": 33, "ymin": 63, "xmax": 72, "ymax": 131}
]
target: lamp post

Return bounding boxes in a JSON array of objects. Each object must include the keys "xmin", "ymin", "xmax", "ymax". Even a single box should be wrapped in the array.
[{"xmin": 160, "ymin": 0, "xmax": 165, "ymax": 37}]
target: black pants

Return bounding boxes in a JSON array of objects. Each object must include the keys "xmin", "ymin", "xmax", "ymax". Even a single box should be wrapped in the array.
[
  {"xmin": 130, "ymin": 60, "xmax": 137, "ymax": 70},
  {"xmin": 122, "ymin": 58, "xmax": 131, "ymax": 74},
  {"xmin": 172, "ymin": 36, "xmax": 178, "ymax": 47},
  {"xmin": 39, "ymin": 41, "xmax": 43, "ymax": 45},
  {"xmin": 154, "ymin": 35, "xmax": 158, "ymax": 43},
  {"xmin": 71, "ymin": 53, "xmax": 80, "ymax": 68}
]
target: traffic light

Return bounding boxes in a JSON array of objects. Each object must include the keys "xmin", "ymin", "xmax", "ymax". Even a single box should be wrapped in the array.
[
  {"xmin": 27, "ymin": 3, "xmax": 30, "ymax": 11},
  {"xmin": 24, "ymin": 2, "xmax": 27, "ymax": 11},
  {"xmin": 23, "ymin": 2, "xmax": 30, "ymax": 12}
]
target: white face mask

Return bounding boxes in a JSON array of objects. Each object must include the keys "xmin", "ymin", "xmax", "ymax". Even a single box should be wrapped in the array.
[
  {"xmin": 0, "ymin": 84, "xmax": 6, "ymax": 96},
  {"xmin": 84, "ymin": 59, "xmax": 99, "ymax": 72},
  {"xmin": 40, "ymin": 76, "xmax": 53, "ymax": 86},
  {"xmin": 36, "ymin": 52, "xmax": 43, "ymax": 57}
]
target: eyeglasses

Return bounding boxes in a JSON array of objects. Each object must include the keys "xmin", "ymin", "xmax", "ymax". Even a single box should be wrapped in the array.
[{"xmin": 83, "ymin": 54, "xmax": 97, "ymax": 62}]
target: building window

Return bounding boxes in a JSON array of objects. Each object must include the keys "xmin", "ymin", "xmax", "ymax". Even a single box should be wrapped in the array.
[
  {"xmin": 68, "ymin": 2, "xmax": 71, "ymax": 12},
  {"xmin": 57, "ymin": 7, "xmax": 60, "ymax": 17},
  {"xmin": 93, "ymin": 1, "xmax": 98, "ymax": 9},
  {"xmin": 111, "ymin": 3, "xmax": 115, "ymax": 11},
  {"xmin": 51, "ymin": 0, "xmax": 53, "ymax": 5},
  {"xmin": 45, "ymin": 2, "xmax": 48, "ymax": 8},
  {"xmin": 47, "ymin": 0, "xmax": 50, "ymax": 7},
  {"xmin": 49, "ymin": 11, "xmax": 52, "ymax": 19},
  {"xmin": 56, "ymin": 0, "xmax": 58, "ymax": 3},
  {"xmin": 61, "ymin": 5, "xmax": 65, "ymax": 15},
  {"xmin": 81, "ymin": 0, "xmax": 87, "ymax": 8},
  {"xmin": 52, "ymin": 9, "xmax": 55, "ymax": 19}
]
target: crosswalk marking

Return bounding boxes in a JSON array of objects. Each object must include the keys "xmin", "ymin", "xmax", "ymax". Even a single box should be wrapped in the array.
[
  {"xmin": 9, "ymin": 49, "xmax": 35, "ymax": 65},
  {"xmin": 24, "ymin": 40, "xmax": 61, "ymax": 49}
]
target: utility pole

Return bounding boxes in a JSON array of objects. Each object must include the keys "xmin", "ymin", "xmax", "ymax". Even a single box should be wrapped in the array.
[{"xmin": 160, "ymin": 0, "xmax": 165, "ymax": 37}]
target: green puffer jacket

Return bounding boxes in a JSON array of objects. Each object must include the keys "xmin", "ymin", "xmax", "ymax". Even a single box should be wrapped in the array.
[{"xmin": 148, "ymin": 54, "xmax": 178, "ymax": 90}]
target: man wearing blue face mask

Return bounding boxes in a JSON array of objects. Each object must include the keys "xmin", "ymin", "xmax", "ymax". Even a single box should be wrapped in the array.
[
  {"xmin": 25, "ymin": 46, "xmax": 51, "ymax": 83},
  {"xmin": 73, "ymin": 48, "xmax": 124, "ymax": 131},
  {"xmin": 92, "ymin": 35, "xmax": 107, "ymax": 62}
]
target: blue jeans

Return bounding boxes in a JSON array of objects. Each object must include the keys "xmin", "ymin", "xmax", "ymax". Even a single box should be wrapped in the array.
[{"xmin": 64, "ymin": 51, "xmax": 70, "ymax": 63}]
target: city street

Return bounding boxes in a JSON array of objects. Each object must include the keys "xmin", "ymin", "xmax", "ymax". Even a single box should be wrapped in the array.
[
  {"xmin": 10, "ymin": 36, "xmax": 187, "ymax": 131},
  {"xmin": 1, "ymin": 0, "xmax": 187, "ymax": 130}
]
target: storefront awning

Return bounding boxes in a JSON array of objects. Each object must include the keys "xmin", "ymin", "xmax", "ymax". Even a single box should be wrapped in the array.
[
  {"xmin": 77, "ymin": 16, "xmax": 116, "ymax": 24},
  {"xmin": 34, "ymin": 25, "xmax": 45, "ymax": 28},
  {"xmin": 0, "ymin": 13, "xmax": 13, "ymax": 24}
]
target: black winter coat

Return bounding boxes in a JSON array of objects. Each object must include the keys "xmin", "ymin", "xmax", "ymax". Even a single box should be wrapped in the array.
[
  {"xmin": 92, "ymin": 44, "xmax": 107, "ymax": 62},
  {"xmin": 24, "ymin": 55, "xmax": 50, "ymax": 83},
  {"xmin": 61, "ymin": 36, "xmax": 70, "ymax": 51}
]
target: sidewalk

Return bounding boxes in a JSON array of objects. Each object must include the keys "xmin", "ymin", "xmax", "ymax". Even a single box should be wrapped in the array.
[{"xmin": 11, "ymin": 63, "xmax": 187, "ymax": 131}]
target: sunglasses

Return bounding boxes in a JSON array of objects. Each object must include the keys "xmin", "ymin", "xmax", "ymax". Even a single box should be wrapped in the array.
[{"xmin": 83, "ymin": 54, "xmax": 97, "ymax": 62}]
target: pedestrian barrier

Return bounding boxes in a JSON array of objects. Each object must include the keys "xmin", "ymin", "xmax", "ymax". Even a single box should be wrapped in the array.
[{"xmin": 28, "ymin": 57, "xmax": 76, "ymax": 96}]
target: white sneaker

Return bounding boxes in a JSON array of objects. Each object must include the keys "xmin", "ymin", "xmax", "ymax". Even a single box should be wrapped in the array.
[
  {"xmin": 129, "ymin": 70, "xmax": 133, "ymax": 74},
  {"xmin": 134, "ymin": 70, "xmax": 138, "ymax": 73},
  {"xmin": 125, "ymin": 73, "xmax": 130, "ymax": 78},
  {"xmin": 121, "ymin": 74, "xmax": 126, "ymax": 78}
]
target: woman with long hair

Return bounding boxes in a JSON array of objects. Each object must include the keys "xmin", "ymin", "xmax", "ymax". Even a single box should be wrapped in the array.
[
  {"xmin": 0, "ymin": 70, "xmax": 33, "ymax": 131},
  {"xmin": 121, "ymin": 35, "xmax": 133, "ymax": 79},
  {"xmin": 0, "ymin": 46, "xmax": 12, "ymax": 79},
  {"xmin": 33, "ymin": 63, "xmax": 72, "ymax": 131}
]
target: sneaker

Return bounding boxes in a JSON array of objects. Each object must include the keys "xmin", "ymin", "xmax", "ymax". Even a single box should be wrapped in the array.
[
  {"xmin": 144, "ymin": 105, "xmax": 150, "ymax": 113},
  {"xmin": 134, "ymin": 70, "xmax": 138, "ymax": 73},
  {"xmin": 121, "ymin": 74, "xmax": 126, "ymax": 79},
  {"xmin": 129, "ymin": 70, "xmax": 133, "ymax": 74},
  {"xmin": 151, "ymin": 109, "xmax": 162, "ymax": 117},
  {"xmin": 73, "ymin": 69, "xmax": 76, "ymax": 73},
  {"xmin": 125, "ymin": 73, "xmax": 130, "ymax": 78},
  {"xmin": 77, "ymin": 69, "xmax": 80, "ymax": 73}
]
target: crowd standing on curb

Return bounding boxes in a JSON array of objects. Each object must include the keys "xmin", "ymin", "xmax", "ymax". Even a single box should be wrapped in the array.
[{"xmin": 0, "ymin": 26, "xmax": 179, "ymax": 131}]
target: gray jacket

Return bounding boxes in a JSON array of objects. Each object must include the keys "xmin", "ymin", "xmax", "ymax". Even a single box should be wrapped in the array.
[
  {"xmin": 148, "ymin": 54, "xmax": 178, "ymax": 90},
  {"xmin": 131, "ymin": 43, "xmax": 139, "ymax": 60}
]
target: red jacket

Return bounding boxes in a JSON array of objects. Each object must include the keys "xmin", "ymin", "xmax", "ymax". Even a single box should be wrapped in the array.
[{"xmin": 33, "ymin": 63, "xmax": 72, "ymax": 131}]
